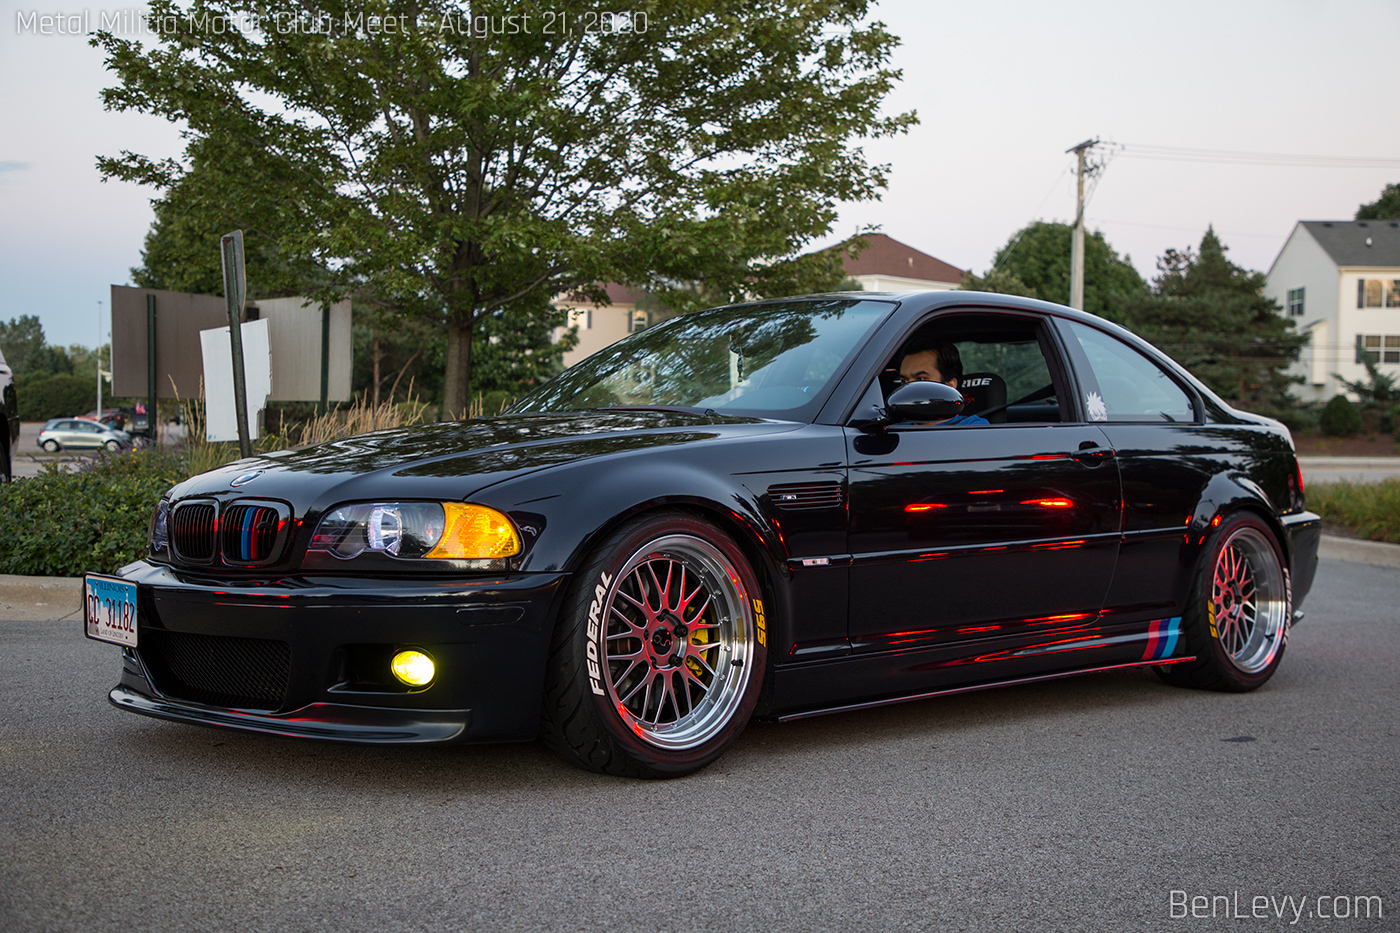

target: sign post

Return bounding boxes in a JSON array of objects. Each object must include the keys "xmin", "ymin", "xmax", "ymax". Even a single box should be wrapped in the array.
[{"xmin": 219, "ymin": 231, "xmax": 252, "ymax": 458}]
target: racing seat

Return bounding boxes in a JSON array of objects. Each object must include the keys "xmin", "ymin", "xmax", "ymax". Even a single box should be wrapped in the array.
[{"xmin": 958, "ymin": 372, "xmax": 1007, "ymax": 423}]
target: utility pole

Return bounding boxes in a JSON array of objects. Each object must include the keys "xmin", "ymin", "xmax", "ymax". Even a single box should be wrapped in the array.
[
  {"xmin": 1066, "ymin": 138, "xmax": 1099, "ymax": 310},
  {"xmin": 96, "ymin": 300, "xmax": 104, "ymax": 415}
]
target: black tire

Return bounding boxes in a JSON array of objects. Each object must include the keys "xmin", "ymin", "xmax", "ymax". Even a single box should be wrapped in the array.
[
  {"xmin": 540, "ymin": 511, "xmax": 768, "ymax": 778},
  {"xmin": 0, "ymin": 438, "xmax": 9, "ymax": 483},
  {"xmin": 104, "ymin": 439, "xmax": 121, "ymax": 451},
  {"xmin": 40, "ymin": 439, "xmax": 59, "ymax": 453},
  {"xmin": 1157, "ymin": 512, "xmax": 1290, "ymax": 692}
]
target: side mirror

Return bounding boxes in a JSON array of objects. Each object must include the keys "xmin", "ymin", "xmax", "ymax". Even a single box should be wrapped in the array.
[{"xmin": 887, "ymin": 381, "xmax": 965, "ymax": 423}]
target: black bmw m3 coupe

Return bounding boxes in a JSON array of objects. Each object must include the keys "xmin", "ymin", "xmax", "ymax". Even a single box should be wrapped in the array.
[{"xmin": 85, "ymin": 291, "xmax": 1321, "ymax": 777}]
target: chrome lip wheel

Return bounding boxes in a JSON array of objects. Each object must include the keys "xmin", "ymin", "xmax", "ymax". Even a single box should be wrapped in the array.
[
  {"xmin": 1211, "ymin": 526, "xmax": 1287, "ymax": 674},
  {"xmin": 601, "ymin": 535, "xmax": 754, "ymax": 750}
]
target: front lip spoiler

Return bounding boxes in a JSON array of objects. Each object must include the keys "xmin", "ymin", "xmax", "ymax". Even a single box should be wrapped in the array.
[{"xmin": 109, "ymin": 685, "xmax": 470, "ymax": 744}]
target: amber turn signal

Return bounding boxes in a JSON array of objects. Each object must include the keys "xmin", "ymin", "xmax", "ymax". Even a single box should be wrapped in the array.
[{"xmin": 425, "ymin": 504, "xmax": 522, "ymax": 560}]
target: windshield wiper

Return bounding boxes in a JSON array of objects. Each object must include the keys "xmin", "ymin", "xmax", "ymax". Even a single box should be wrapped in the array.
[{"xmin": 592, "ymin": 405, "xmax": 715, "ymax": 416}]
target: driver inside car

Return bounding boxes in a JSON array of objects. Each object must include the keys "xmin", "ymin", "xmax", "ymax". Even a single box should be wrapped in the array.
[{"xmin": 896, "ymin": 337, "xmax": 990, "ymax": 426}]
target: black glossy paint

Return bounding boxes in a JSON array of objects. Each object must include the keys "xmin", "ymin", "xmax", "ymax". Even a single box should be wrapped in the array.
[{"xmin": 102, "ymin": 291, "xmax": 1322, "ymax": 743}]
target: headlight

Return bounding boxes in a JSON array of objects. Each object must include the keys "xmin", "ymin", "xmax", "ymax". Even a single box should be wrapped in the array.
[
  {"xmin": 148, "ymin": 498, "xmax": 170, "ymax": 558},
  {"xmin": 309, "ymin": 502, "xmax": 521, "ymax": 561}
]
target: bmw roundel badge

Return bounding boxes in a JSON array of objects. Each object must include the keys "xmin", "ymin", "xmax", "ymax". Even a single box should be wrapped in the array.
[{"xmin": 230, "ymin": 470, "xmax": 264, "ymax": 487}]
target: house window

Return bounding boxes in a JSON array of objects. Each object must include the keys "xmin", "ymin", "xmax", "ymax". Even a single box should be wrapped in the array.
[
  {"xmin": 1389, "ymin": 281, "xmax": 1400, "ymax": 308},
  {"xmin": 1358, "ymin": 279, "xmax": 1385, "ymax": 308},
  {"xmin": 1358, "ymin": 335, "xmax": 1400, "ymax": 364},
  {"xmin": 629, "ymin": 309, "xmax": 649, "ymax": 333},
  {"xmin": 1287, "ymin": 287, "xmax": 1304, "ymax": 317}
]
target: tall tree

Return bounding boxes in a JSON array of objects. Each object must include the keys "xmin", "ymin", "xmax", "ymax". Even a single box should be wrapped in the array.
[
  {"xmin": 95, "ymin": 0, "xmax": 914, "ymax": 416},
  {"xmin": 1356, "ymin": 182, "xmax": 1400, "ymax": 220},
  {"xmin": 1125, "ymin": 227, "xmax": 1306, "ymax": 415},
  {"xmin": 131, "ymin": 138, "xmax": 334, "ymax": 297},
  {"xmin": 962, "ymin": 221, "xmax": 1146, "ymax": 321},
  {"xmin": 0, "ymin": 316, "xmax": 74, "ymax": 376}
]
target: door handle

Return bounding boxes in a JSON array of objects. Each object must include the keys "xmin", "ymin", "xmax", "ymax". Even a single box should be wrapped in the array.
[{"xmin": 1072, "ymin": 442, "xmax": 1115, "ymax": 465}]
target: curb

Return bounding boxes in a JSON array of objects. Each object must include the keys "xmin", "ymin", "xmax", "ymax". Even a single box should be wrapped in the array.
[
  {"xmin": 1318, "ymin": 535, "xmax": 1400, "ymax": 570},
  {"xmin": 0, "ymin": 574, "xmax": 83, "ymax": 623},
  {"xmin": 3, "ymin": 533, "xmax": 1398, "ymax": 621},
  {"xmin": 1296, "ymin": 457, "xmax": 1399, "ymax": 467}
]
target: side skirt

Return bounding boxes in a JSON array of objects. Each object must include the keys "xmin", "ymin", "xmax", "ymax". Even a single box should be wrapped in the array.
[{"xmin": 768, "ymin": 656, "xmax": 1196, "ymax": 723}]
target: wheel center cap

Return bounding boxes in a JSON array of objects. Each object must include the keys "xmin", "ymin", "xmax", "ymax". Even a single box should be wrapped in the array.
[{"xmin": 650, "ymin": 628, "xmax": 674, "ymax": 654}]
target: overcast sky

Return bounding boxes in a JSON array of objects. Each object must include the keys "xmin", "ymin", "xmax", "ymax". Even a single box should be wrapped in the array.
[{"xmin": 2, "ymin": 0, "xmax": 1398, "ymax": 352}]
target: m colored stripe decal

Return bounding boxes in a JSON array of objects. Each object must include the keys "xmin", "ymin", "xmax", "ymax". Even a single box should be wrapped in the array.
[
  {"xmin": 1141, "ymin": 617, "xmax": 1182, "ymax": 661},
  {"xmin": 242, "ymin": 508, "xmax": 256, "ymax": 561},
  {"xmin": 1160, "ymin": 617, "xmax": 1181, "ymax": 659}
]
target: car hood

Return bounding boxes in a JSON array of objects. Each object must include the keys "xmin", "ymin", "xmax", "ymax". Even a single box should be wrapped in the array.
[{"xmin": 168, "ymin": 409, "xmax": 799, "ymax": 511}]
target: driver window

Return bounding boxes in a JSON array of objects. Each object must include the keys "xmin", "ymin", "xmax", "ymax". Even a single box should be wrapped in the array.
[{"xmin": 880, "ymin": 317, "xmax": 1064, "ymax": 425}]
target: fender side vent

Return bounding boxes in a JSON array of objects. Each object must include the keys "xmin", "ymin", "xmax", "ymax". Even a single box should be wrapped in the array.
[{"xmin": 769, "ymin": 482, "xmax": 844, "ymax": 510}]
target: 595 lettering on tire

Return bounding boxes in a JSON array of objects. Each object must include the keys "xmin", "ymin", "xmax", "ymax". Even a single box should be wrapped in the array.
[{"xmin": 541, "ymin": 512, "xmax": 767, "ymax": 778}]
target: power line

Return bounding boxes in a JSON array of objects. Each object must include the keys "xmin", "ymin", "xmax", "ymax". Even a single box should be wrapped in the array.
[
  {"xmin": 1112, "ymin": 142, "xmax": 1400, "ymax": 170},
  {"xmin": 1086, "ymin": 216, "xmax": 1286, "ymax": 240}
]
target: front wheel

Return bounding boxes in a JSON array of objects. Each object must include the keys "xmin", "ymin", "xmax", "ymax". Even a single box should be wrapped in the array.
[
  {"xmin": 540, "ymin": 511, "xmax": 768, "ymax": 778},
  {"xmin": 1157, "ymin": 513, "xmax": 1290, "ymax": 692},
  {"xmin": 104, "ymin": 439, "xmax": 121, "ymax": 451}
]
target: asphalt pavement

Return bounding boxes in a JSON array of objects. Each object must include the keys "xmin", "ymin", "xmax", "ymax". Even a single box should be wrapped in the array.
[{"xmin": 1, "ymin": 547, "xmax": 1396, "ymax": 932}]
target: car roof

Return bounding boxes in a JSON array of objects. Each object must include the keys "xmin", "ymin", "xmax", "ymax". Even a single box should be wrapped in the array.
[{"xmin": 725, "ymin": 289, "xmax": 1237, "ymax": 418}]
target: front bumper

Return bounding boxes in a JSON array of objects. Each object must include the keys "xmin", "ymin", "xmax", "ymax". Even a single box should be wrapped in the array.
[{"xmin": 108, "ymin": 561, "xmax": 569, "ymax": 744}]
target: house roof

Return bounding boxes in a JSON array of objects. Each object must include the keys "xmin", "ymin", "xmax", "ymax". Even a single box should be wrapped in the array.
[
  {"xmin": 1301, "ymin": 220, "xmax": 1400, "ymax": 267},
  {"xmin": 841, "ymin": 233, "xmax": 965, "ymax": 284}
]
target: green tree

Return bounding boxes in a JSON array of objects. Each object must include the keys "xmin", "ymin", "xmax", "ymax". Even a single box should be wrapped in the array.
[
  {"xmin": 1124, "ymin": 228, "xmax": 1307, "ymax": 415},
  {"xmin": 958, "ymin": 268, "xmax": 1037, "ymax": 299},
  {"xmin": 963, "ymin": 222, "xmax": 1147, "ymax": 320},
  {"xmin": 1356, "ymin": 183, "xmax": 1400, "ymax": 220},
  {"xmin": 95, "ymin": 0, "xmax": 914, "ymax": 416},
  {"xmin": 131, "ymin": 139, "xmax": 334, "ymax": 298}
]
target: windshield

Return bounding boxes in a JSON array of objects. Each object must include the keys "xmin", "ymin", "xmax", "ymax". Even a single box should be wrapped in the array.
[{"xmin": 513, "ymin": 299, "xmax": 892, "ymax": 418}]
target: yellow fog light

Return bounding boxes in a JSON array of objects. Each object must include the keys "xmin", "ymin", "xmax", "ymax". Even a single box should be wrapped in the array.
[
  {"xmin": 425, "ymin": 503, "xmax": 522, "ymax": 559},
  {"xmin": 391, "ymin": 649, "xmax": 435, "ymax": 687}
]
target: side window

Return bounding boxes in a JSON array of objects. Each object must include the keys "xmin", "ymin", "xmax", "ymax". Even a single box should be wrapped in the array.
[
  {"xmin": 875, "ymin": 314, "xmax": 1065, "ymax": 425},
  {"xmin": 1063, "ymin": 321, "xmax": 1196, "ymax": 423}
]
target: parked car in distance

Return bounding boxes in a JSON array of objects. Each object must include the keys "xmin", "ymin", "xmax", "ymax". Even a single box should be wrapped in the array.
[
  {"xmin": 84, "ymin": 408, "xmax": 132, "ymax": 431},
  {"xmin": 0, "ymin": 346, "xmax": 16, "ymax": 482},
  {"xmin": 85, "ymin": 291, "xmax": 1321, "ymax": 778},
  {"xmin": 37, "ymin": 417, "xmax": 131, "ymax": 452}
]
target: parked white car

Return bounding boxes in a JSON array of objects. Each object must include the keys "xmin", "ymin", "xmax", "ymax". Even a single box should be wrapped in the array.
[{"xmin": 36, "ymin": 417, "xmax": 131, "ymax": 452}]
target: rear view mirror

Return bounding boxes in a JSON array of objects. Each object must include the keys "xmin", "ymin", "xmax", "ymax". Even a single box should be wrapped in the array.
[{"xmin": 887, "ymin": 381, "xmax": 965, "ymax": 423}]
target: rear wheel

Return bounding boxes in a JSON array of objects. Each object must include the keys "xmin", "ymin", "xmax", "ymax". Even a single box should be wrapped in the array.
[
  {"xmin": 40, "ymin": 439, "xmax": 59, "ymax": 453},
  {"xmin": 1157, "ymin": 513, "xmax": 1290, "ymax": 692},
  {"xmin": 540, "ymin": 511, "xmax": 767, "ymax": 778}
]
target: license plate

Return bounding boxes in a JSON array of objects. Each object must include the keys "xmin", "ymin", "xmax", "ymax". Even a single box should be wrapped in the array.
[{"xmin": 84, "ymin": 574, "xmax": 138, "ymax": 647}]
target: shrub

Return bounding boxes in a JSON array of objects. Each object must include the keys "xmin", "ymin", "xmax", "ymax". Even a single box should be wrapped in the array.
[
  {"xmin": 0, "ymin": 446, "xmax": 186, "ymax": 576},
  {"xmin": 16, "ymin": 373, "xmax": 97, "ymax": 421},
  {"xmin": 0, "ymin": 394, "xmax": 436, "ymax": 577},
  {"xmin": 1319, "ymin": 394, "xmax": 1362, "ymax": 437},
  {"xmin": 1307, "ymin": 480, "xmax": 1400, "ymax": 544}
]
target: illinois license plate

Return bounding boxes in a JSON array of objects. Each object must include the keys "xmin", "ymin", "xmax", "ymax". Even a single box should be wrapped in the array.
[{"xmin": 84, "ymin": 574, "xmax": 138, "ymax": 647}]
